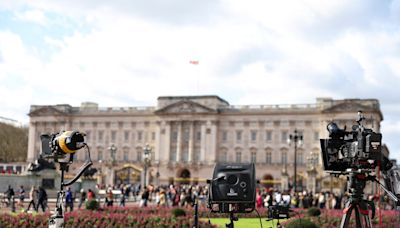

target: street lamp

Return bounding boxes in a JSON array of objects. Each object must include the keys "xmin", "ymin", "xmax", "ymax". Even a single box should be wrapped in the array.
[
  {"xmin": 287, "ymin": 129, "xmax": 303, "ymax": 192},
  {"xmin": 143, "ymin": 144, "xmax": 152, "ymax": 188}
]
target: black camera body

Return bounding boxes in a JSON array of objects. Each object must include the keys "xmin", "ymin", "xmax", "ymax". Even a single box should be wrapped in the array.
[
  {"xmin": 40, "ymin": 131, "xmax": 86, "ymax": 160},
  {"xmin": 320, "ymin": 113, "xmax": 384, "ymax": 171},
  {"xmin": 267, "ymin": 205, "xmax": 291, "ymax": 220},
  {"xmin": 208, "ymin": 163, "xmax": 256, "ymax": 213}
]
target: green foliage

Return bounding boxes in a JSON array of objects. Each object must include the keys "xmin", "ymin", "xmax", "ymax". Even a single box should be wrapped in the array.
[
  {"xmin": 171, "ymin": 208, "xmax": 186, "ymax": 217},
  {"xmin": 85, "ymin": 200, "xmax": 100, "ymax": 210},
  {"xmin": 285, "ymin": 219, "xmax": 318, "ymax": 228},
  {"xmin": 307, "ymin": 207, "xmax": 321, "ymax": 217},
  {"xmin": 0, "ymin": 123, "xmax": 28, "ymax": 162}
]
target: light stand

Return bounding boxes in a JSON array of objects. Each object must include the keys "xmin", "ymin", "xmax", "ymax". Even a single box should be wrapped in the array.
[{"xmin": 48, "ymin": 148, "xmax": 93, "ymax": 228}]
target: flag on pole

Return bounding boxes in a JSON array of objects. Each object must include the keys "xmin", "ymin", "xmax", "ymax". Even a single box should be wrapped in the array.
[{"xmin": 189, "ymin": 60, "xmax": 199, "ymax": 65}]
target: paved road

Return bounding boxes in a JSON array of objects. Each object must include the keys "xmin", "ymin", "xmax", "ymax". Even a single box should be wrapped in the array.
[{"xmin": 0, "ymin": 199, "xmax": 141, "ymax": 214}]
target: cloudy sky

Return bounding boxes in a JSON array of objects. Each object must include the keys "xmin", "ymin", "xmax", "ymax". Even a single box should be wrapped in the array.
[{"xmin": 0, "ymin": 0, "xmax": 400, "ymax": 160}]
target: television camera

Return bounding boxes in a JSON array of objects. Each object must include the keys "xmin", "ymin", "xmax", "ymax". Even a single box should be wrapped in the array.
[
  {"xmin": 207, "ymin": 163, "xmax": 256, "ymax": 228},
  {"xmin": 320, "ymin": 111, "xmax": 399, "ymax": 228},
  {"xmin": 40, "ymin": 131, "xmax": 93, "ymax": 228},
  {"xmin": 320, "ymin": 111, "xmax": 390, "ymax": 171}
]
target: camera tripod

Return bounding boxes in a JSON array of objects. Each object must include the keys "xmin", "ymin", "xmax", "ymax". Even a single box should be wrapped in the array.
[
  {"xmin": 49, "ymin": 156, "xmax": 92, "ymax": 228},
  {"xmin": 338, "ymin": 169, "xmax": 399, "ymax": 228},
  {"xmin": 340, "ymin": 171, "xmax": 375, "ymax": 228}
]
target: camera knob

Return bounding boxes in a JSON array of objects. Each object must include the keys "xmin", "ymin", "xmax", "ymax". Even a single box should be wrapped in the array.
[{"xmin": 240, "ymin": 181, "xmax": 247, "ymax": 188}]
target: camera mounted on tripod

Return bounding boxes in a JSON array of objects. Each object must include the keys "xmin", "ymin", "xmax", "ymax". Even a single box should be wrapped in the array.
[
  {"xmin": 320, "ymin": 111, "xmax": 389, "ymax": 172},
  {"xmin": 320, "ymin": 111, "xmax": 400, "ymax": 228},
  {"xmin": 40, "ymin": 131, "xmax": 93, "ymax": 228},
  {"xmin": 207, "ymin": 163, "xmax": 256, "ymax": 214}
]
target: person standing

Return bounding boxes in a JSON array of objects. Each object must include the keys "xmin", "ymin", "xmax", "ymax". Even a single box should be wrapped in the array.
[
  {"xmin": 26, "ymin": 186, "xmax": 37, "ymax": 212},
  {"xmin": 140, "ymin": 187, "xmax": 149, "ymax": 207},
  {"xmin": 78, "ymin": 189, "xmax": 87, "ymax": 209},
  {"xmin": 18, "ymin": 186, "xmax": 25, "ymax": 209},
  {"xmin": 87, "ymin": 189, "xmax": 95, "ymax": 201},
  {"xmin": 5, "ymin": 185, "xmax": 15, "ymax": 207},
  {"xmin": 65, "ymin": 187, "xmax": 74, "ymax": 211},
  {"xmin": 36, "ymin": 187, "xmax": 47, "ymax": 212},
  {"xmin": 106, "ymin": 188, "xmax": 114, "ymax": 207},
  {"xmin": 119, "ymin": 187, "xmax": 126, "ymax": 207}
]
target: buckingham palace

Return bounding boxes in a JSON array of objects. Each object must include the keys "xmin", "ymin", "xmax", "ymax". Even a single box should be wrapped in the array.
[{"xmin": 27, "ymin": 95, "xmax": 383, "ymax": 191}]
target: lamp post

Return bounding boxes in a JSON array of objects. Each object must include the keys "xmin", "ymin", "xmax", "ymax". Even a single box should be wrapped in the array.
[
  {"xmin": 143, "ymin": 144, "xmax": 152, "ymax": 188},
  {"xmin": 287, "ymin": 129, "xmax": 303, "ymax": 192}
]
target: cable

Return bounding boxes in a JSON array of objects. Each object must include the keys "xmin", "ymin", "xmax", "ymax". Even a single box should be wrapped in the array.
[
  {"xmin": 254, "ymin": 208, "xmax": 264, "ymax": 228},
  {"xmin": 207, "ymin": 210, "xmax": 212, "ymax": 225}
]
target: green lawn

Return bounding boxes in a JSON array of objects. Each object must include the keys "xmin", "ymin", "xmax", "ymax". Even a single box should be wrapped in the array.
[{"xmin": 206, "ymin": 218, "xmax": 286, "ymax": 228}]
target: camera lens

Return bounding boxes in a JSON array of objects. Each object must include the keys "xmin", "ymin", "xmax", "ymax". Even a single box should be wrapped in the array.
[
  {"xmin": 327, "ymin": 122, "xmax": 339, "ymax": 134},
  {"xmin": 227, "ymin": 175, "xmax": 238, "ymax": 185}
]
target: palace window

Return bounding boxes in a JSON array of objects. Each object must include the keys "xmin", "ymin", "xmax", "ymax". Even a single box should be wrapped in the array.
[
  {"xmin": 236, "ymin": 151, "xmax": 242, "ymax": 163},
  {"xmin": 266, "ymin": 131, "xmax": 272, "ymax": 142},
  {"xmin": 222, "ymin": 131, "xmax": 228, "ymax": 142},
  {"xmin": 251, "ymin": 151, "xmax": 257, "ymax": 163},
  {"xmin": 251, "ymin": 130, "xmax": 257, "ymax": 141},
  {"xmin": 281, "ymin": 151, "xmax": 287, "ymax": 164},
  {"xmin": 236, "ymin": 131, "xmax": 242, "ymax": 142},
  {"xmin": 111, "ymin": 131, "xmax": 116, "ymax": 141},
  {"xmin": 266, "ymin": 151, "xmax": 272, "ymax": 164},
  {"xmin": 281, "ymin": 131, "xmax": 288, "ymax": 143}
]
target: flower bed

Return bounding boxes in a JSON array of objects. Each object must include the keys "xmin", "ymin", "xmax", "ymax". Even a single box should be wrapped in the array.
[
  {"xmin": 0, "ymin": 207, "xmax": 217, "ymax": 228},
  {"xmin": 1, "ymin": 207, "xmax": 398, "ymax": 227},
  {"xmin": 282, "ymin": 209, "xmax": 400, "ymax": 228}
]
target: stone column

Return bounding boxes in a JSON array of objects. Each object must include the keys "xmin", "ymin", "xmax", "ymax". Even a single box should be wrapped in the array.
[
  {"xmin": 200, "ymin": 123, "xmax": 206, "ymax": 162},
  {"xmin": 307, "ymin": 169, "xmax": 317, "ymax": 194},
  {"xmin": 209, "ymin": 121, "xmax": 218, "ymax": 163},
  {"xmin": 188, "ymin": 121, "xmax": 194, "ymax": 162},
  {"xmin": 281, "ymin": 166, "xmax": 289, "ymax": 191},
  {"xmin": 155, "ymin": 121, "xmax": 161, "ymax": 161},
  {"xmin": 176, "ymin": 122, "xmax": 182, "ymax": 162},
  {"xmin": 165, "ymin": 121, "xmax": 171, "ymax": 162},
  {"xmin": 27, "ymin": 121, "xmax": 37, "ymax": 162}
]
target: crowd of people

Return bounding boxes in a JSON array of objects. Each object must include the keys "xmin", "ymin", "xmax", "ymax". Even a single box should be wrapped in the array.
[
  {"xmin": 1, "ymin": 183, "xmax": 397, "ymax": 213},
  {"xmin": 1, "ymin": 185, "xmax": 48, "ymax": 212}
]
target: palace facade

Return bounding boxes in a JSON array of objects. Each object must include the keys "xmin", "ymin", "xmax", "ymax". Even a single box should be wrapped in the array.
[{"xmin": 27, "ymin": 96, "xmax": 383, "ymax": 191}]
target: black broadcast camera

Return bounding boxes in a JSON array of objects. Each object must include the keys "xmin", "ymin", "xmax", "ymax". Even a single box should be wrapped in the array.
[
  {"xmin": 267, "ymin": 205, "xmax": 291, "ymax": 220},
  {"xmin": 208, "ymin": 163, "xmax": 256, "ymax": 213},
  {"xmin": 320, "ymin": 111, "xmax": 389, "ymax": 171}
]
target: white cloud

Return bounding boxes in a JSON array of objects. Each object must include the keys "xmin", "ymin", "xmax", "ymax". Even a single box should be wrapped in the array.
[{"xmin": 14, "ymin": 9, "xmax": 48, "ymax": 26}]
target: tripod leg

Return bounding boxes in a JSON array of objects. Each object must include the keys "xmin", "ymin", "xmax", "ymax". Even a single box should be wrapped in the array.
[
  {"xmin": 354, "ymin": 206, "xmax": 362, "ymax": 228},
  {"xmin": 359, "ymin": 201, "xmax": 372, "ymax": 228},
  {"xmin": 362, "ymin": 213, "xmax": 372, "ymax": 228},
  {"xmin": 340, "ymin": 201, "xmax": 354, "ymax": 228}
]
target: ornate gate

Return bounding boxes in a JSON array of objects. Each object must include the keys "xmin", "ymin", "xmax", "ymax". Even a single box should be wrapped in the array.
[{"xmin": 114, "ymin": 164, "xmax": 142, "ymax": 185}]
